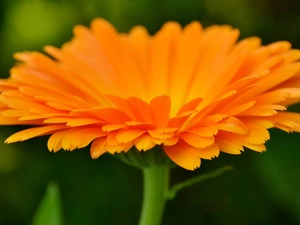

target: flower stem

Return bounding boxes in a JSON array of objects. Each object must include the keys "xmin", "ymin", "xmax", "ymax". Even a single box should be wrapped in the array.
[
  {"xmin": 138, "ymin": 165, "xmax": 170, "ymax": 225},
  {"xmin": 167, "ymin": 165, "xmax": 233, "ymax": 200}
]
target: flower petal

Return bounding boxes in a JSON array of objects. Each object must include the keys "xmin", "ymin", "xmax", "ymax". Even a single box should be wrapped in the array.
[
  {"xmin": 5, "ymin": 125, "xmax": 66, "ymax": 143},
  {"xmin": 164, "ymin": 143, "xmax": 200, "ymax": 170}
]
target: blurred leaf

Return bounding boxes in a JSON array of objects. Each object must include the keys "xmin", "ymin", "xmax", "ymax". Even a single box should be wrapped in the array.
[
  {"xmin": 31, "ymin": 182, "xmax": 63, "ymax": 225},
  {"xmin": 0, "ymin": 133, "xmax": 21, "ymax": 173}
]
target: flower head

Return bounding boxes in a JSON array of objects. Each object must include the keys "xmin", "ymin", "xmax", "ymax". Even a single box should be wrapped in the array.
[{"xmin": 1, "ymin": 18, "xmax": 300, "ymax": 170}]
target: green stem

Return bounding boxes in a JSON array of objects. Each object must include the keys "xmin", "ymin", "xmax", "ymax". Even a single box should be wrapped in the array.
[
  {"xmin": 138, "ymin": 165, "xmax": 169, "ymax": 225},
  {"xmin": 167, "ymin": 165, "xmax": 233, "ymax": 200}
]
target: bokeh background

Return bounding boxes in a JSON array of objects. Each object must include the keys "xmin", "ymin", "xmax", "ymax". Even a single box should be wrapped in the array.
[{"xmin": 1, "ymin": 0, "xmax": 300, "ymax": 224}]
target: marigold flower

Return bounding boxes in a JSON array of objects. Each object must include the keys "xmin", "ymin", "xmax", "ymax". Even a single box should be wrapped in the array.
[{"xmin": 1, "ymin": 18, "xmax": 300, "ymax": 170}]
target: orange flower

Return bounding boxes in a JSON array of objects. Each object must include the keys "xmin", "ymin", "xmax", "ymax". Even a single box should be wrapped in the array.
[{"xmin": 1, "ymin": 18, "xmax": 300, "ymax": 170}]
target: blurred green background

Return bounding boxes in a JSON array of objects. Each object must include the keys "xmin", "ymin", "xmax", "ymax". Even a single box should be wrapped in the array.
[{"xmin": 1, "ymin": 0, "xmax": 300, "ymax": 224}]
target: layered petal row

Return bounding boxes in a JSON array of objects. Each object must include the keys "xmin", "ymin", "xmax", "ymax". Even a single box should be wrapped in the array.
[{"xmin": 1, "ymin": 18, "xmax": 300, "ymax": 170}]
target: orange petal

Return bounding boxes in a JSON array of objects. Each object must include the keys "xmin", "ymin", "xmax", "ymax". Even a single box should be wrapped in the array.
[
  {"xmin": 164, "ymin": 143, "xmax": 200, "ymax": 170},
  {"xmin": 181, "ymin": 142, "xmax": 220, "ymax": 159},
  {"xmin": 90, "ymin": 137, "xmax": 107, "ymax": 158},
  {"xmin": 6, "ymin": 125, "xmax": 66, "ymax": 143},
  {"xmin": 180, "ymin": 132, "xmax": 215, "ymax": 149},
  {"xmin": 134, "ymin": 134, "xmax": 156, "ymax": 151},
  {"xmin": 217, "ymin": 117, "xmax": 248, "ymax": 134},
  {"xmin": 116, "ymin": 129, "xmax": 146, "ymax": 143},
  {"xmin": 215, "ymin": 137, "xmax": 243, "ymax": 155},
  {"xmin": 150, "ymin": 95, "xmax": 171, "ymax": 128}
]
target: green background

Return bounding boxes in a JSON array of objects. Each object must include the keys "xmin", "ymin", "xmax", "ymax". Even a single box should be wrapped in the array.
[{"xmin": 0, "ymin": 0, "xmax": 300, "ymax": 224}]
